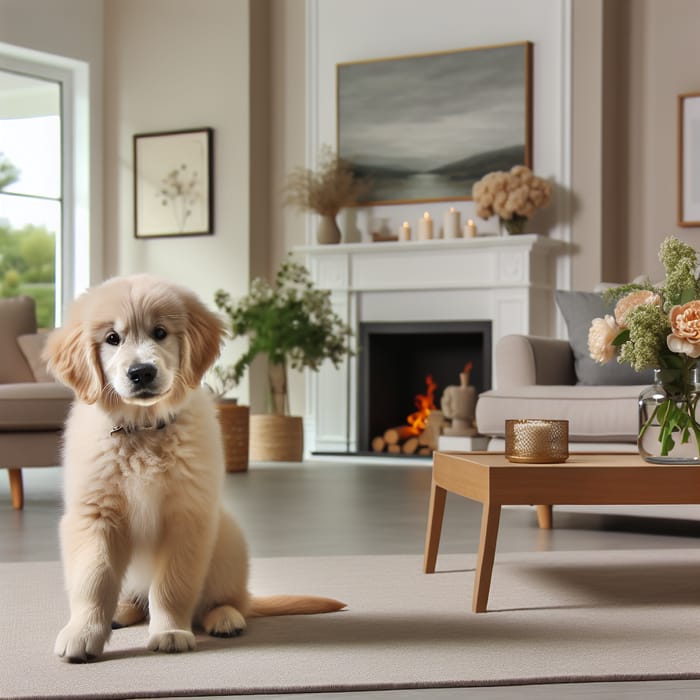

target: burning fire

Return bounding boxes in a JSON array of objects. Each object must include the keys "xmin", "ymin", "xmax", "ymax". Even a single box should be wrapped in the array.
[{"xmin": 406, "ymin": 375, "xmax": 437, "ymax": 435}]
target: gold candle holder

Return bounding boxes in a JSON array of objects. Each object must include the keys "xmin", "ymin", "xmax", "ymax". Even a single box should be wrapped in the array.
[{"xmin": 505, "ymin": 419, "xmax": 569, "ymax": 464}]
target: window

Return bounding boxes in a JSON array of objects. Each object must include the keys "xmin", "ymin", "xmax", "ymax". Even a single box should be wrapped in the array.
[
  {"xmin": 0, "ymin": 70, "xmax": 61, "ymax": 327},
  {"xmin": 0, "ymin": 43, "xmax": 91, "ymax": 328}
]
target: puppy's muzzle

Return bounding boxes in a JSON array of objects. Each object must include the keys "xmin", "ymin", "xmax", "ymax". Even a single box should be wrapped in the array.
[{"xmin": 127, "ymin": 362, "xmax": 158, "ymax": 388}]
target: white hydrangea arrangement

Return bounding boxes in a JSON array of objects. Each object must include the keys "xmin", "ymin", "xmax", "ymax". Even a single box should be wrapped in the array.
[{"xmin": 471, "ymin": 165, "xmax": 552, "ymax": 233}]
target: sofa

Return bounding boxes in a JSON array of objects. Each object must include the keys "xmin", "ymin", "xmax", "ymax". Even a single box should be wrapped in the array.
[
  {"xmin": 0, "ymin": 296, "xmax": 73, "ymax": 509},
  {"xmin": 475, "ymin": 290, "xmax": 656, "ymax": 451},
  {"xmin": 476, "ymin": 333, "xmax": 646, "ymax": 451}
]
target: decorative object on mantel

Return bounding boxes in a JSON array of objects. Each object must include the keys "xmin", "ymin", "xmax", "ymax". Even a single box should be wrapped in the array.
[
  {"xmin": 472, "ymin": 165, "xmax": 552, "ymax": 235},
  {"xmin": 214, "ymin": 258, "xmax": 354, "ymax": 461},
  {"xmin": 371, "ymin": 217, "xmax": 397, "ymax": 242},
  {"xmin": 587, "ymin": 236, "xmax": 700, "ymax": 463},
  {"xmin": 283, "ymin": 144, "xmax": 369, "ymax": 245},
  {"xmin": 399, "ymin": 221, "xmax": 412, "ymax": 241},
  {"xmin": 443, "ymin": 208, "xmax": 461, "ymax": 238},
  {"xmin": 464, "ymin": 219, "xmax": 477, "ymax": 237},
  {"xmin": 440, "ymin": 362, "xmax": 477, "ymax": 437},
  {"xmin": 417, "ymin": 212, "xmax": 434, "ymax": 240}
]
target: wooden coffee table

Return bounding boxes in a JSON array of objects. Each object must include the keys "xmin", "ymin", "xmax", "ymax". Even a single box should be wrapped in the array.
[{"xmin": 423, "ymin": 451, "xmax": 700, "ymax": 612}]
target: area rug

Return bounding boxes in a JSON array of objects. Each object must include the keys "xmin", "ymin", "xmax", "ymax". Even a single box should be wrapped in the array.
[{"xmin": 3, "ymin": 549, "xmax": 700, "ymax": 699}]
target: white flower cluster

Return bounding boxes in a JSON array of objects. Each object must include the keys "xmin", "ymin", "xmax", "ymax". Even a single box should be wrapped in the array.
[{"xmin": 472, "ymin": 165, "xmax": 552, "ymax": 221}]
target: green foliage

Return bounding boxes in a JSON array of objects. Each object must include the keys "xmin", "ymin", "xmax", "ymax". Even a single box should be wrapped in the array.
[
  {"xmin": 0, "ymin": 221, "xmax": 56, "ymax": 327},
  {"xmin": 214, "ymin": 258, "xmax": 354, "ymax": 395},
  {"xmin": 0, "ymin": 152, "xmax": 20, "ymax": 191}
]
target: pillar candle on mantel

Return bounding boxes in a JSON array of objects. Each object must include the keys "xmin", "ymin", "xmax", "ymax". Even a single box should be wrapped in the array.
[
  {"xmin": 418, "ymin": 212, "xmax": 433, "ymax": 240},
  {"xmin": 443, "ymin": 207, "xmax": 460, "ymax": 238},
  {"xmin": 465, "ymin": 219, "xmax": 477, "ymax": 238},
  {"xmin": 399, "ymin": 221, "xmax": 411, "ymax": 241}
]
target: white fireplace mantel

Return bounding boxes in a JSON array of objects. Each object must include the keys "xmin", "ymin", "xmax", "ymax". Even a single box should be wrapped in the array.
[{"xmin": 296, "ymin": 234, "xmax": 569, "ymax": 454}]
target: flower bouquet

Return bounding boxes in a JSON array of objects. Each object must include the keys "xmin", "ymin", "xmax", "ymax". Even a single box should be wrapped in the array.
[
  {"xmin": 587, "ymin": 236, "xmax": 700, "ymax": 461},
  {"xmin": 472, "ymin": 165, "xmax": 552, "ymax": 234}
]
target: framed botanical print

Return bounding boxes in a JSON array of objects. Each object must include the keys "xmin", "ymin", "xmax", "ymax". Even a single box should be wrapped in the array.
[{"xmin": 134, "ymin": 127, "xmax": 213, "ymax": 238}]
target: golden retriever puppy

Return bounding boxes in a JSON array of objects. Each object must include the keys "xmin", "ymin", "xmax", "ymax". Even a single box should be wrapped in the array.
[{"xmin": 43, "ymin": 275, "xmax": 344, "ymax": 663}]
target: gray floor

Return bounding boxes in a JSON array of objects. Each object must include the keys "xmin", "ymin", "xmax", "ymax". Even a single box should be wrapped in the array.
[{"xmin": 4, "ymin": 460, "xmax": 700, "ymax": 699}]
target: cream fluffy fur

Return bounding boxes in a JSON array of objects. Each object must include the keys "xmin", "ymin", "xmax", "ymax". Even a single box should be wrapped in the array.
[{"xmin": 43, "ymin": 275, "xmax": 344, "ymax": 663}]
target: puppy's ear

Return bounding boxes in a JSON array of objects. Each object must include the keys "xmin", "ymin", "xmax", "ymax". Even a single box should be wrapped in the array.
[
  {"xmin": 42, "ymin": 310, "xmax": 104, "ymax": 404},
  {"xmin": 181, "ymin": 293, "xmax": 227, "ymax": 388}
]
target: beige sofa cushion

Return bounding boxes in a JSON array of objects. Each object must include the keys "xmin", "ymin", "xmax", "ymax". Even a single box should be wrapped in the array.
[
  {"xmin": 476, "ymin": 384, "xmax": 645, "ymax": 442},
  {"xmin": 16, "ymin": 332, "xmax": 54, "ymax": 382},
  {"xmin": 0, "ymin": 383, "xmax": 73, "ymax": 430},
  {"xmin": 0, "ymin": 296, "xmax": 37, "ymax": 383}
]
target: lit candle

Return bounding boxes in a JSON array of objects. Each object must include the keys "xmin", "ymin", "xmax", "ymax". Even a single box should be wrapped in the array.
[
  {"xmin": 443, "ymin": 207, "xmax": 460, "ymax": 238},
  {"xmin": 399, "ymin": 221, "xmax": 411, "ymax": 241},
  {"xmin": 464, "ymin": 219, "xmax": 477, "ymax": 237},
  {"xmin": 418, "ymin": 211, "xmax": 433, "ymax": 240}
]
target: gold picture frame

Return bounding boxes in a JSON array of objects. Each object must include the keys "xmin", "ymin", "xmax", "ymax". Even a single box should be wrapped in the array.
[{"xmin": 336, "ymin": 41, "xmax": 533, "ymax": 206}]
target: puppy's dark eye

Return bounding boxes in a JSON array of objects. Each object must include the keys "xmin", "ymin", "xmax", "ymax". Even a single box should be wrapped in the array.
[
  {"xmin": 153, "ymin": 326, "xmax": 168, "ymax": 341},
  {"xmin": 105, "ymin": 331, "xmax": 121, "ymax": 346}
]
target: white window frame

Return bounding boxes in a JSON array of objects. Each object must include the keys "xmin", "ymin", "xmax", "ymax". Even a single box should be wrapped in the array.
[{"xmin": 0, "ymin": 43, "xmax": 90, "ymax": 325}]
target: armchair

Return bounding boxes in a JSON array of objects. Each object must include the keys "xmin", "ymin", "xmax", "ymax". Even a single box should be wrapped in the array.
[{"xmin": 0, "ymin": 296, "xmax": 72, "ymax": 509}]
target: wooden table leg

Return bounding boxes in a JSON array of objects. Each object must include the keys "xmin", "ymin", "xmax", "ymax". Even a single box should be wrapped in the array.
[
  {"xmin": 472, "ymin": 501, "xmax": 501, "ymax": 613},
  {"xmin": 536, "ymin": 504, "xmax": 553, "ymax": 529},
  {"xmin": 423, "ymin": 478, "xmax": 447, "ymax": 573},
  {"xmin": 8, "ymin": 468, "xmax": 24, "ymax": 510}
]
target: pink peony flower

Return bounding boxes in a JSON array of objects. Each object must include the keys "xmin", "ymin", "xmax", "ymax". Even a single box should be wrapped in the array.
[
  {"xmin": 588, "ymin": 315, "xmax": 620, "ymax": 364},
  {"xmin": 613, "ymin": 290, "xmax": 662, "ymax": 328},
  {"xmin": 668, "ymin": 300, "xmax": 700, "ymax": 358}
]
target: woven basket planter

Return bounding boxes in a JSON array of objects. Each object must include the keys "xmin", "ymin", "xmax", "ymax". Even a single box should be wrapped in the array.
[
  {"xmin": 249, "ymin": 414, "xmax": 303, "ymax": 462},
  {"xmin": 217, "ymin": 400, "xmax": 250, "ymax": 472}
]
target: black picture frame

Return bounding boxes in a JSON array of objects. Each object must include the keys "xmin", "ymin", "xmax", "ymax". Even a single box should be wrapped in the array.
[{"xmin": 133, "ymin": 127, "xmax": 213, "ymax": 238}]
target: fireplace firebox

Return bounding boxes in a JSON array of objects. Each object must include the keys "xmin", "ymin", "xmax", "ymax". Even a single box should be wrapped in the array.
[{"xmin": 358, "ymin": 320, "xmax": 492, "ymax": 454}]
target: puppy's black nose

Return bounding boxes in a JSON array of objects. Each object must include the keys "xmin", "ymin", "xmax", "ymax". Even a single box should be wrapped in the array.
[{"xmin": 127, "ymin": 363, "xmax": 157, "ymax": 387}]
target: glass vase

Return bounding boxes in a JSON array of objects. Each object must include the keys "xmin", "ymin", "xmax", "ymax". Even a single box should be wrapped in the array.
[
  {"xmin": 638, "ymin": 367, "xmax": 700, "ymax": 464},
  {"xmin": 499, "ymin": 215, "xmax": 528, "ymax": 235}
]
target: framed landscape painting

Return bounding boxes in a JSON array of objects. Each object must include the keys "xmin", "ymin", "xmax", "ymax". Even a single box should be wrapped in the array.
[
  {"xmin": 337, "ymin": 42, "xmax": 532, "ymax": 206},
  {"xmin": 134, "ymin": 127, "xmax": 213, "ymax": 238}
]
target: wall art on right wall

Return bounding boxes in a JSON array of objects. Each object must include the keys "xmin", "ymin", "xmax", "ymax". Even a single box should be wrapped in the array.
[{"xmin": 678, "ymin": 92, "xmax": 700, "ymax": 227}]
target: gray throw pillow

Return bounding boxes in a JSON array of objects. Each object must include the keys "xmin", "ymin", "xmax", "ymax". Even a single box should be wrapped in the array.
[{"xmin": 555, "ymin": 290, "xmax": 654, "ymax": 386}]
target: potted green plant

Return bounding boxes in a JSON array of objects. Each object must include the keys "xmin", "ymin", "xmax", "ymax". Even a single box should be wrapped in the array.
[
  {"xmin": 284, "ymin": 144, "xmax": 369, "ymax": 244},
  {"xmin": 214, "ymin": 257, "xmax": 353, "ymax": 461}
]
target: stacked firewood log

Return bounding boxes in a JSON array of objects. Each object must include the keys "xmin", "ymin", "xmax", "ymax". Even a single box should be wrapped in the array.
[{"xmin": 371, "ymin": 410, "xmax": 444, "ymax": 455}]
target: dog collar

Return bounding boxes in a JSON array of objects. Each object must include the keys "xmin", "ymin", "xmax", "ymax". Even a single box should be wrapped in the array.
[{"xmin": 110, "ymin": 414, "xmax": 176, "ymax": 437}]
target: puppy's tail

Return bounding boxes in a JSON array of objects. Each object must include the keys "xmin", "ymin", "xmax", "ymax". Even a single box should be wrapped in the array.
[{"xmin": 248, "ymin": 595, "xmax": 346, "ymax": 617}]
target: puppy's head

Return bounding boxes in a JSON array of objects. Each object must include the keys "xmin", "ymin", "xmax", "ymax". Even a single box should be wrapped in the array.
[{"xmin": 43, "ymin": 275, "xmax": 226, "ymax": 412}]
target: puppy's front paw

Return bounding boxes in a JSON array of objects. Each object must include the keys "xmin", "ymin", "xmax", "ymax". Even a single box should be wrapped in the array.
[
  {"xmin": 54, "ymin": 621, "xmax": 109, "ymax": 663},
  {"xmin": 147, "ymin": 629, "xmax": 196, "ymax": 653}
]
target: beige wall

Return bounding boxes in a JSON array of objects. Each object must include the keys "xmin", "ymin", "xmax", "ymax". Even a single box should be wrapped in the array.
[
  {"xmin": 102, "ymin": 0, "xmax": 258, "ymax": 404},
  {"xmin": 572, "ymin": 0, "xmax": 700, "ymax": 287},
  {"xmin": 621, "ymin": 0, "xmax": 700, "ymax": 283}
]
